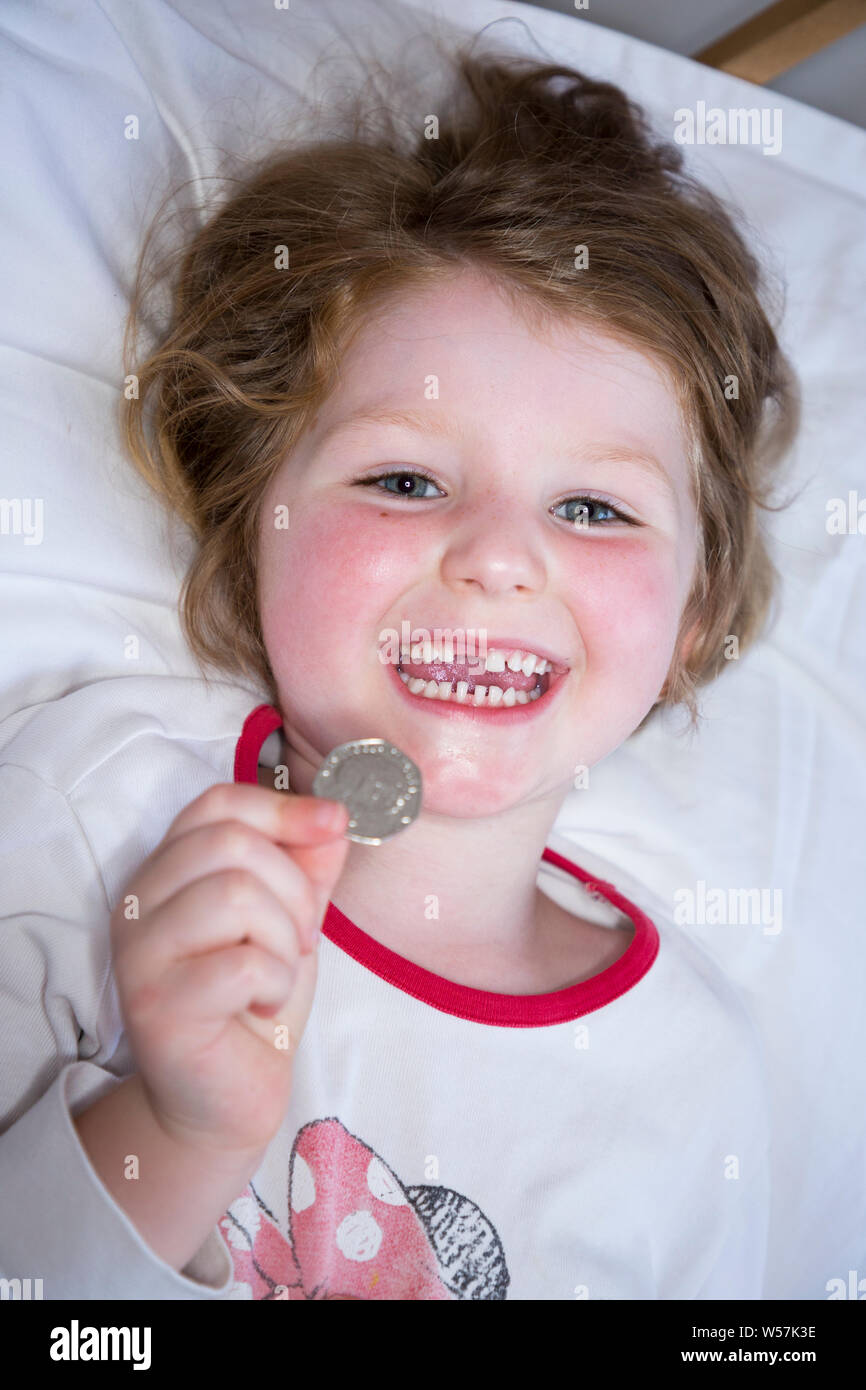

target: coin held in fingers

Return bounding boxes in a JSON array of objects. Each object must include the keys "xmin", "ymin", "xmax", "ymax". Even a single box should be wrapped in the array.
[{"xmin": 312, "ymin": 739, "xmax": 422, "ymax": 845}]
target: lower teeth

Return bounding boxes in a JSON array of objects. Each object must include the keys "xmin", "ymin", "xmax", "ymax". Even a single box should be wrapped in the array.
[{"xmin": 396, "ymin": 669, "xmax": 543, "ymax": 705}]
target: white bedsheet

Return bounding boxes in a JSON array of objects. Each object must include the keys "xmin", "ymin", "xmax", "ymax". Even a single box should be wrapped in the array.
[{"xmin": 1, "ymin": 0, "xmax": 863, "ymax": 1299}]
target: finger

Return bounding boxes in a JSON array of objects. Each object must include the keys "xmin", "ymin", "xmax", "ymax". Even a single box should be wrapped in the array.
[
  {"xmin": 115, "ymin": 870, "xmax": 307, "ymax": 991},
  {"xmin": 118, "ymin": 820, "xmax": 324, "ymax": 953},
  {"xmin": 155, "ymin": 944, "xmax": 297, "ymax": 1026},
  {"xmin": 239, "ymin": 941, "xmax": 320, "ymax": 1053},
  {"xmin": 163, "ymin": 783, "xmax": 349, "ymax": 851}
]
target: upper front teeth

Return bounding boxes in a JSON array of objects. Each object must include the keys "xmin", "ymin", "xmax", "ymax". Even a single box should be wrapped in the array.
[{"xmin": 406, "ymin": 643, "xmax": 552, "ymax": 675}]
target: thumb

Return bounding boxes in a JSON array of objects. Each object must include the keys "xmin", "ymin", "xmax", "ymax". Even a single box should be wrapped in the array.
[
  {"xmin": 238, "ymin": 832, "xmax": 350, "ymax": 1048},
  {"xmin": 271, "ymin": 833, "xmax": 351, "ymax": 1053},
  {"xmin": 289, "ymin": 832, "xmax": 352, "ymax": 926}
]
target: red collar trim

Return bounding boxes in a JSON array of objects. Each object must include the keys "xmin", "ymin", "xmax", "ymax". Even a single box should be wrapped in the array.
[{"xmin": 236, "ymin": 704, "xmax": 659, "ymax": 1028}]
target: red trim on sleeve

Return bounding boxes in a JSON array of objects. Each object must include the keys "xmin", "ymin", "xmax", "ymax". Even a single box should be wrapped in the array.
[{"xmin": 235, "ymin": 703, "xmax": 660, "ymax": 1028}]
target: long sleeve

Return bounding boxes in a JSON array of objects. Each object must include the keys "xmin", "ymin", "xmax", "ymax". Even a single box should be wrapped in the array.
[{"xmin": 0, "ymin": 762, "xmax": 234, "ymax": 1298}]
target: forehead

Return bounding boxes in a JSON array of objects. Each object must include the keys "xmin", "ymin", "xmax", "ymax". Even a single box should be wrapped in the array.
[{"xmin": 325, "ymin": 269, "xmax": 690, "ymax": 448}]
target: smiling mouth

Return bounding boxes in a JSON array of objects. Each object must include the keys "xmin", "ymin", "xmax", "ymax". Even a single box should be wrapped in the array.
[{"xmin": 395, "ymin": 657, "xmax": 559, "ymax": 707}]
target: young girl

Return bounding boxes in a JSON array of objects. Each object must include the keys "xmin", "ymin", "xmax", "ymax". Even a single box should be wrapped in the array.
[{"xmin": 0, "ymin": 44, "xmax": 797, "ymax": 1299}]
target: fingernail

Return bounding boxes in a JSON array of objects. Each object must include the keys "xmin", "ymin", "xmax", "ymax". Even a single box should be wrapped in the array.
[{"xmin": 314, "ymin": 800, "xmax": 346, "ymax": 828}]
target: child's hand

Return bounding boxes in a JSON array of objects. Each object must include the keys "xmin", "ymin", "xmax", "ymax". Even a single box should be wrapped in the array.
[{"xmin": 109, "ymin": 783, "xmax": 350, "ymax": 1159}]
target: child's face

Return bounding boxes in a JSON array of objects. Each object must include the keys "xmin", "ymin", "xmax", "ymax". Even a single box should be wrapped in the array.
[{"xmin": 257, "ymin": 269, "xmax": 699, "ymax": 817}]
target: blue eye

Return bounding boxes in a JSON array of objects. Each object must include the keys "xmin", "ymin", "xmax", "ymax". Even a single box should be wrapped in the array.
[
  {"xmin": 356, "ymin": 470, "xmax": 442, "ymax": 499},
  {"xmin": 354, "ymin": 470, "xmax": 635, "ymax": 524},
  {"xmin": 554, "ymin": 497, "xmax": 633, "ymax": 526}
]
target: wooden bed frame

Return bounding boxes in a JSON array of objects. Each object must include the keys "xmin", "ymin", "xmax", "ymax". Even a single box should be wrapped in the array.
[{"xmin": 693, "ymin": 0, "xmax": 866, "ymax": 82}]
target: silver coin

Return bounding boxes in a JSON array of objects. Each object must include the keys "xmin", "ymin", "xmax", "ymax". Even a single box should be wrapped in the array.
[{"xmin": 312, "ymin": 739, "xmax": 422, "ymax": 845}]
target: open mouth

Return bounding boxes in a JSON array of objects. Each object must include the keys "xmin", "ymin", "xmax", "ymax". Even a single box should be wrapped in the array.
[{"xmin": 393, "ymin": 645, "xmax": 567, "ymax": 709}]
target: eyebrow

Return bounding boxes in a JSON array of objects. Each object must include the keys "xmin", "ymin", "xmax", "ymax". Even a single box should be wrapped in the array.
[{"xmin": 315, "ymin": 407, "xmax": 675, "ymax": 496}]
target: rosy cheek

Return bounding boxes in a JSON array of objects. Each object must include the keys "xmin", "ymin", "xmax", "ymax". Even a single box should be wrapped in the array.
[
  {"xmin": 259, "ymin": 504, "xmax": 418, "ymax": 684},
  {"xmin": 562, "ymin": 537, "xmax": 682, "ymax": 687}
]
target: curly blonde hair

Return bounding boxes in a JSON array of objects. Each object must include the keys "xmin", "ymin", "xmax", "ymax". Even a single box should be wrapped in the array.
[{"xmin": 122, "ymin": 42, "xmax": 799, "ymax": 735}]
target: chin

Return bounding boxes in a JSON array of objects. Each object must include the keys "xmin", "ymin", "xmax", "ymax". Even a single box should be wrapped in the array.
[{"xmin": 408, "ymin": 765, "xmax": 538, "ymax": 820}]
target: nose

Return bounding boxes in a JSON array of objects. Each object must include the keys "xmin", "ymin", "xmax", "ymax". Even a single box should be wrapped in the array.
[{"xmin": 439, "ymin": 501, "xmax": 548, "ymax": 598}]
